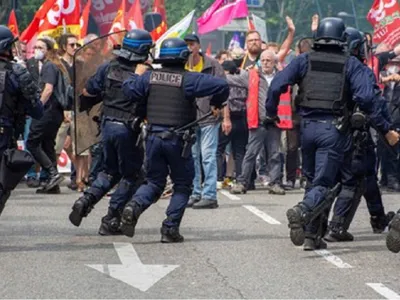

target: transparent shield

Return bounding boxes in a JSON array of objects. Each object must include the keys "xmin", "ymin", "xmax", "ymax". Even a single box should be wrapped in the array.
[{"xmin": 72, "ymin": 30, "xmax": 126, "ymax": 155}]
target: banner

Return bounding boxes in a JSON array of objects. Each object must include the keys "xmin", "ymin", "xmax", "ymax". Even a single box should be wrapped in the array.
[
  {"xmin": 367, "ymin": 0, "xmax": 400, "ymax": 47},
  {"xmin": 8, "ymin": 10, "xmax": 20, "ymax": 37},
  {"xmin": 252, "ymin": 13, "xmax": 268, "ymax": 42},
  {"xmin": 90, "ymin": 0, "xmax": 150, "ymax": 35},
  {"xmin": 197, "ymin": 0, "xmax": 248, "ymax": 34}
]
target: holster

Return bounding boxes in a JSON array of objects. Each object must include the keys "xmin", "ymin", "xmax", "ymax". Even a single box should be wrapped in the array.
[
  {"xmin": 0, "ymin": 148, "xmax": 35, "ymax": 190},
  {"xmin": 181, "ymin": 129, "xmax": 196, "ymax": 158}
]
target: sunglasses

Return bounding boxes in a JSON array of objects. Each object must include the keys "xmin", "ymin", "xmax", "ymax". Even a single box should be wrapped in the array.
[{"xmin": 68, "ymin": 43, "xmax": 81, "ymax": 48}]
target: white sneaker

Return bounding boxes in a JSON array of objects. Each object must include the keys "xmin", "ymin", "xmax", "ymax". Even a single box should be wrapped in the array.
[{"xmin": 217, "ymin": 181, "xmax": 223, "ymax": 190}]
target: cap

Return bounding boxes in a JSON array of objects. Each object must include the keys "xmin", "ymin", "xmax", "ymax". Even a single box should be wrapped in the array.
[{"xmin": 184, "ymin": 34, "xmax": 200, "ymax": 44}]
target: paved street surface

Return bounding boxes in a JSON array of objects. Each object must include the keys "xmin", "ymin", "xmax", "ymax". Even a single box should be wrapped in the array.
[{"xmin": 1, "ymin": 182, "xmax": 400, "ymax": 299}]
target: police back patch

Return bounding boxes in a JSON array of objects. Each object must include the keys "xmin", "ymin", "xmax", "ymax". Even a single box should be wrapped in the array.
[{"xmin": 150, "ymin": 71, "xmax": 183, "ymax": 87}]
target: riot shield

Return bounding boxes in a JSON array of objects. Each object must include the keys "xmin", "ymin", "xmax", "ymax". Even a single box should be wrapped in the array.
[{"xmin": 73, "ymin": 30, "xmax": 127, "ymax": 156}]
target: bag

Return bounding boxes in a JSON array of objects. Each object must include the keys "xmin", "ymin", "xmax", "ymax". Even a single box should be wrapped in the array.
[
  {"xmin": 0, "ymin": 149, "xmax": 35, "ymax": 190},
  {"xmin": 55, "ymin": 71, "xmax": 74, "ymax": 110}
]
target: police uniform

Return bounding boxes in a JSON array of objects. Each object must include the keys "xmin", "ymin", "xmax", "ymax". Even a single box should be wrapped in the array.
[
  {"xmin": 265, "ymin": 18, "xmax": 388, "ymax": 250},
  {"xmin": 119, "ymin": 38, "xmax": 229, "ymax": 243},
  {"xmin": 68, "ymin": 29, "xmax": 153, "ymax": 235},
  {"xmin": 323, "ymin": 28, "xmax": 393, "ymax": 242},
  {"xmin": 0, "ymin": 26, "xmax": 43, "ymax": 216}
]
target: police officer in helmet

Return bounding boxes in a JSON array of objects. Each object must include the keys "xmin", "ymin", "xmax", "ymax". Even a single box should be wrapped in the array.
[
  {"xmin": 120, "ymin": 37, "xmax": 229, "ymax": 243},
  {"xmin": 265, "ymin": 18, "xmax": 399, "ymax": 250},
  {"xmin": 69, "ymin": 29, "xmax": 153, "ymax": 235},
  {"xmin": 0, "ymin": 25, "xmax": 43, "ymax": 216},
  {"xmin": 325, "ymin": 27, "xmax": 395, "ymax": 243}
]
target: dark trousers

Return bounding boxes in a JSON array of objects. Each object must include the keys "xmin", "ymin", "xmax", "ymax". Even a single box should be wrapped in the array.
[
  {"xmin": 132, "ymin": 133, "xmax": 194, "ymax": 228},
  {"xmin": 87, "ymin": 120, "xmax": 143, "ymax": 210},
  {"xmin": 26, "ymin": 107, "xmax": 63, "ymax": 171},
  {"xmin": 217, "ymin": 116, "xmax": 248, "ymax": 181},
  {"xmin": 286, "ymin": 126, "xmax": 300, "ymax": 182}
]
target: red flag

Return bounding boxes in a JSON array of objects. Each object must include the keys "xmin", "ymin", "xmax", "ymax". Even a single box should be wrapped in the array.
[
  {"xmin": 38, "ymin": 0, "xmax": 81, "ymax": 38},
  {"xmin": 20, "ymin": 0, "xmax": 57, "ymax": 58},
  {"xmin": 206, "ymin": 42, "xmax": 212, "ymax": 56},
  {"xmin": 8, "ymin": 10, "xmax": 19, "ymax": 37},
  {"xmin": 153, "ymin": 0, "xmax": 167, "ymax": 23},
  {"xmin": 247, "ymin": 16, "xmax": 255, "ymax": 31},
  {"xmin": 367, "ymin": 0, "xmax": 400, "ymax": 47},
  {"xmin": 151, "ymin": 0, "xmax": 167, "ymax": 41},
  {"xmin": 109, "ymin": 0, "xmax": 126, "ymax": 33},
  {"xmin": 80, "ymin": 0, "xmax": 92, "ymax": 39},
  {"xmin": 126, "ymin": 0, "xmax": 144, "ymax": 30}
]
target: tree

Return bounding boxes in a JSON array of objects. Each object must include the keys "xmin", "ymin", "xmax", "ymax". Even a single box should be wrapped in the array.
[{"xmin": 0, "ymin": 0, "xmax": 11, "ymax": 25}]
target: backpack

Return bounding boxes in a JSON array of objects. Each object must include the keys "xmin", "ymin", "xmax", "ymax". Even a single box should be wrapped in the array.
[{"xmin": 55, "ymin": 70, "xmax": 74, "ymax": 110}]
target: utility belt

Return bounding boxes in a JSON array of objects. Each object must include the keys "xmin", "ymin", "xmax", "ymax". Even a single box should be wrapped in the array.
[{"xmin": 147, "ymin": 126, "xmax": 196, "ymax": 159}]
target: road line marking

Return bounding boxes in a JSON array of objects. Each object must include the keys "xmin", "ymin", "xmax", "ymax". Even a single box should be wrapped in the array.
[
  {"xmin": 219, "ymin": 190, "xmax": 241, "ymax": 201},
  {"xmin": 366, "ymin": 283, "xmax": 400, "ymax": 299},
  {"xmin": 242, "ymin": 205, "xmax": 281, "ymax": 225},
  {"xmin": 314, "ymin": 249, "xmax": 353, "ymax": 268}
]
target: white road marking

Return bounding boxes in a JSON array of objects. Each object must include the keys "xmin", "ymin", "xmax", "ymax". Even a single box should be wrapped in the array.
[
  {"xmin": 366, "ymin": 283, "xmax": 400, "ymax": 299},
  {"xmin": 219, "ymin": 190, "xmax": 241, "ymax": 200},
  {"xmin": 314, "ymin": 249, "xmax": 353, "ymax": 269},
  {"xmin": 242, "ymin": 205, "xmax": 281, "ymax": 225}
]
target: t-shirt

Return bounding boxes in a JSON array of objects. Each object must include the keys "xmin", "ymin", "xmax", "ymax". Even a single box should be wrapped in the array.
[
  {"xmin": 40, "ymin": 60, "xmax": 61, "ymax": 110},
  {"xmin": 240, "ymin": 54, "xmax": 261, "ymax": 69},
  {"xmin": 185, "ymin": 57, "xmax": 204, "ymax": 72}
]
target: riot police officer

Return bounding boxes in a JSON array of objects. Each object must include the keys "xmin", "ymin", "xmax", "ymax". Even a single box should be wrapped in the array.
[
  {"xmin": 120, "ymin": 38, "xmax": 229, "ymax": 243},
  {"xmin": 69, "ymin": 29, "xmax": 153, "ymax": 235},
  {"xmin": 265, "ymin": 18, "xmax": 400, "ymax": 250},
  {"xmin": 0, "ymin": 25, "xmax": 43, "ymax": 216},
  {"xmin": 325, "ymin": 27, "xmax": 395, "ymax": 243}
]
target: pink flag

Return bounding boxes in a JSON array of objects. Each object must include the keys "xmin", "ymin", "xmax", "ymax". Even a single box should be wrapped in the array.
[{"xmin": 197, "ymin": 0, "xmax": 248, "ymax": 34}]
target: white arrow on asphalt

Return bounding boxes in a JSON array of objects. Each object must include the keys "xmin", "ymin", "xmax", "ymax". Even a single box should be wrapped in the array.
[{"xmin": 86, "ymin": 242, "xmax": 179, "ymax": 292}]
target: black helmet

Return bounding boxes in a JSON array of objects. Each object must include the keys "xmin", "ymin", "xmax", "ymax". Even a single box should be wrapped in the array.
[
  {"xmin": 113, "ymin": 29, "xmax": 153, "ymax": 62},
  {"xmin": 154, "ymin": 38, "xmax": 190, "ymax": 64},
  {"xmin": 314, "ymin": 18, "xmax": 346, "ymax": 44},
  {"xmin": 345, "ymin": 27, "xmax": 365, "ymax": 60},
  {"xmin": 0, "ymin": 25, "xmax": 17, "ymax": 53}
]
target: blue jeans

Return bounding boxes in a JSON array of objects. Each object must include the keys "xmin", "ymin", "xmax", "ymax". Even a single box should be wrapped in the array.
[
  {"xmin": 24, "ymin": 117, "xmax": 48, "ymax": 180},
  {"xmin": 191, "ymin": 124, "xmax": 219, "ymax": 201},
  {"xmin": 132, "ymin": 133, "xmax": 194, "ymax": 227}
]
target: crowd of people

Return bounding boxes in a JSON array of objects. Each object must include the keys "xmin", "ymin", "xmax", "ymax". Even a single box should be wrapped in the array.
[{"xmin": 1, "ymin": 12, "xmax": 400, "ymax": 250}]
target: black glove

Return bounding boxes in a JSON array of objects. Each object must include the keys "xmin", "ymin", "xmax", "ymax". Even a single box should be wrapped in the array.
[{"xmin": 263, "ymin": 116, "xmax": 280, "ymax": 127}]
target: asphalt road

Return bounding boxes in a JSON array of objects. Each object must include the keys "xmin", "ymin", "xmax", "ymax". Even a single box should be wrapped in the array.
[{"xmin": 1, "ymin": 182, "xmax": 400, "ymax": 299}]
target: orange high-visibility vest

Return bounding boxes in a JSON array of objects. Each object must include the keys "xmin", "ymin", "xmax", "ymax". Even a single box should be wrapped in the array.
[
  {"xmin": 246, "ymin": 69, "xmax": 260, "ymax": 129},
  {"xmin": 277, "ymin": 87, "xmax": 293, "ymax": 130}
]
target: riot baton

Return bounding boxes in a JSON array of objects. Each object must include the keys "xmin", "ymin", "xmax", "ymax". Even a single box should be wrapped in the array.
[{"xmin": 174, "ymin": 111, "xmax": 213, "ymax": 133}]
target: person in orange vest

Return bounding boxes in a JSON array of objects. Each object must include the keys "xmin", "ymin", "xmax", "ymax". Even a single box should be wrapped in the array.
[{"xmin": 230, "ymin": 50, "xmax": 286, "ymax": 195}]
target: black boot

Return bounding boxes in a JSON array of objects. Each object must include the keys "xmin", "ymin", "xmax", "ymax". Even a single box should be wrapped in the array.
[
  {"xmin": 160, "ymin": 226, "xmax": 184, "ymax": 243},
  {"xmin": 286, "ymin": 205, "xmax": 307, "ymax": 246},
  {"xmin": 324, "ymin": 217, "xmax": 354, "ymax": 242},
  {"xmin": 387, "ymin": 212, "xmax": 400, "ymax": 253},
  {"xmin": 370, "ymin": 212, "xmax": 393, "ymax": 234},
  {"xmin": 69, "ymin": 193, "xmax": 96, "ymax": 227},
  {"xmin": 44, "ymin": 166, "xmax": 64, "ymax": 191},
  {"xmin": 98, "ymin": 208, "xmax": 122, "ymax": 236},
  {"xmin": 303, "ymin": 234, "xmax": 327, "ymax": 251},
  {"xmin": 120, "ymin": 201, "xmax": 143, "ymax": 238}
]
